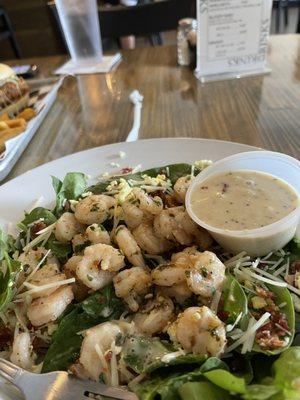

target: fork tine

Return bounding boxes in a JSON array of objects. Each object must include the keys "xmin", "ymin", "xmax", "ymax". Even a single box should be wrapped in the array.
[{"xmin": 73, "ymin": 377, "xmax": 139, "ymax": 400}]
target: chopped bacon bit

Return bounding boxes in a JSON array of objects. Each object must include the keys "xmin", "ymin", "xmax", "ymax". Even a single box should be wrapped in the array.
[
  {"xmin": 0, "ymin": 327, "xmax": 13, "ymax": 347},
  {"xmin": 253, "ymin": 286, "xmax": 291, "ymax": 350},
  {"xmin": 217, "ymin": 310, "xmax": 230, "ymax": 322},
  {"xmin": 121, "ymin": 167, "xmax": 133, "ymax": 174},
  {"xmin": 255, "ymin": 286, "xmax": 276, "ymax": 300},
  {"xmin": 291, "ymin": 261, "xmax": 300, "ymax": 273}
]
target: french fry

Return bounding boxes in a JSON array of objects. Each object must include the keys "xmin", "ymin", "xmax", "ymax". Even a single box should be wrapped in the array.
[
  {"xmin": 17, "ymin": 108, "xmax": 36, "ymax": 121},
  {"xmin": 0, "ymin": 126, "xmax": 25, "ymax": 153},
  {"xmin": 0, "ymin": 121, "xmax": 9, "ymax": 131},
  {"xmin": 5, "ymin": 118, "xmax": 26, "ymax": 129},
  {"xmin": 0, "ymin": 113, "xmax": 9, "ymax": 121}
]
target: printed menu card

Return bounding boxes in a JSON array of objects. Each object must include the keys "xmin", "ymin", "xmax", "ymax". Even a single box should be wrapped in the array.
[{"xmin": 196, "ymin": 0, "xmax": 272, "ymax": 81}]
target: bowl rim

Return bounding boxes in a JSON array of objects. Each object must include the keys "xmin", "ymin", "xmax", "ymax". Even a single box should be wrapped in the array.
[{"xmin": 185, "ymin": 151, "xmax": 300, "ymax": 238}]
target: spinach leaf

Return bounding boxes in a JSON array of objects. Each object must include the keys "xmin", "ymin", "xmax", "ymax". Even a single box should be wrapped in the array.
[
  {"xmin": 45, "ymin": 234, "xmax": 72, "ymax": 264},
  {"xmin": 221, "ymin": 275, "xmax": 248, "ymax": 324},
  {"xmin": 178, "ymin": 381, "xmax": 232, "ymax": 400},
  {"xmin": 0, "ymin": 255, "xmax": 21, "ymax": 312},
  {"xmin": 52, "ymin": 173, "xmax": 87, "ymax": 216},
  {"xmin": 242, "ymin": 385, "xmax": 280, "ymax": 400},
  {"xmin": 0, "ymin": 230, "xmax": 15, "ymax": 260},
  {"xmin": 143, "ymin": 163, "xmax": 197, "ymax": 185},
  {"xmin": 89, "ymin": 163, "xmax": 198, "ymax": 194},
  {"xmin": 42, "ymin": 284, "xmax": 123, "ymax": 373},
  {"xmin": 20, "ymin": 207, "xmax": 56, "ymax": 229},
  {"xmin": 203, "ymin": 369, "xmax": 246, "ymax": 394},
  {"xmin": 133, "ymin": 367, "xmax": 204, "ymax": 400},
  {"xmin": 0, "ymin": 230, "xmax": 21, "ymax": 313},
  {"xmin": 198, "ymin": 357, "xmax": 229, "ymax": 373},
  {"xmin": 121, "ymin": 335, "xmax": 206, "ymax": 374},
  {"xmin": 272, "ymin": 346, "xmax": 300, "ymax": 399}
]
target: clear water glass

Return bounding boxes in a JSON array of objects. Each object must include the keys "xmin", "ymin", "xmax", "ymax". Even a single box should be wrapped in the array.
[{"xmin": 56, "ymin": 0, "xmax": 103, "ymax": 66}]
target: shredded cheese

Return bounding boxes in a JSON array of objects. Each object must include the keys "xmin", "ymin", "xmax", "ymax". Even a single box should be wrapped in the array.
[
  {"xmin": 95, "ymin": 343, "xmax": 110, "ymax": 385},
  {"xmin": 226, "ymin": 312, "xmax": 270, "ymax": 353},
  {"xmin": 17, "ymin": 277, "xmax": 75, "ymax": 298},
  {"xmin": 161, "ymin": 349, "xmax": 185, "ymax": 363}
]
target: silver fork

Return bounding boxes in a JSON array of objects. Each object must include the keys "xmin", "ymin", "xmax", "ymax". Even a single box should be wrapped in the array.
[{"xmin": 0, "ymin": 358, "xmax": 139, "ymax": 400}]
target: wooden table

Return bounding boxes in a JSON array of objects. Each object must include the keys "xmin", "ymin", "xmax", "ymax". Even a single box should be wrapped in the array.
[{"xmin": 4, "ymin": 34, "xmax": 300, "ymax": 182}]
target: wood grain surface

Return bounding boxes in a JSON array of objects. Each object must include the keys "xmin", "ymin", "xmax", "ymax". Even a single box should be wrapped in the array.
[{"xmin": 3, "ymin": 34, "xmax": 300, "ymax": 182}]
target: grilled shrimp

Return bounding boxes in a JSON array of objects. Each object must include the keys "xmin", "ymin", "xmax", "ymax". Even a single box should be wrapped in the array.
[
  {"xmin": 10, "ymin": 332, "xmax": 35, "ymax": 369},
  {"xmin": 29, "ymin": 264, "xmax": 66, "ymax": 299},
  {"xmin": 79, "ymin": 321, "xmax": 134, "ymax": 381},
  {"xmin": 173, "ymin": 175, "xmax": 191, "ymax": 203},
  {"xmin": 113, "ymin": 267, "xmax": 152, "ymax": 311},
  {"xmin": 132, "ymin": 188, "xmax": 163, "ymax": 215},
  {"xmin": 55, "ymin": 212, "xmax": 84, "ymax": 243},
  {"xmin": 121, "ymin": 199, "xmax": 144, "ymax": 230},
  {"xmin": 27, "ymin": 285, "xmax": 74, "ymax": 327},
  {"xmin": 132, "ymin": 222, "xmax": 173, "ymax": 255},
  {"xmin": 153, "ymin": 207, "xmax": 193, "ymax": 245},
  {"xmin": 76, "ymin": 243, "xmax": 124, "ymax": 290},
  {"xmin": 153, "ymin": 248, "xmax": 225, "ymax": 298},
  {"xmin": 183, "ymin": 250, "xmax": 225, "ymax": 298},
  {"xmin": 154, "ymin": 206, "xmax": 212, "ymax": 249},
  {"xmin": 75, "ymin": 195, "xmax": 115, "ymax": 225},
  {"xmin": 114, "ymin": 225, "xmax": 145, "ymax": 268},
  {"xmin": 86, "ymin": 224, "xmax": 111, "ymax": 245},
  {"xmin": 64, "ymin": 256, "xmax": 88, "ymax": 301},
  {"xmin": 134, "ymin": 295, "xmax": 174, "ymax": 335},
  {"xmin": 179, "ymin": 215, "xmax": 213, "ymax": 249},
  {"xmin": 162, "ymin": 283, "xmax": 192, "ymax": 304},
  {"xmin": 168, "ymin": 306, "xmax": 226, "ymax": 356},
  {"xmin": 18, "ymin": 247, "xmax": 58, "ymax": 270}
]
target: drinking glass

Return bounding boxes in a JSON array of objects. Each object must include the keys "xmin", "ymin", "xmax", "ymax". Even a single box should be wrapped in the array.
[{"xmin": 56, "ymin": 0, "xmax": 103, "ymax": 66}]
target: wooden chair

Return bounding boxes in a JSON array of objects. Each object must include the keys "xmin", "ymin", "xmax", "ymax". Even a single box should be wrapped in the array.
[
  {"xmin": 0, "ymin": 6, "xmax": 22, "ymax": 59},
  {"xmin": 48, "ymin": 0, "xmax": 195, "ymax": 49}
]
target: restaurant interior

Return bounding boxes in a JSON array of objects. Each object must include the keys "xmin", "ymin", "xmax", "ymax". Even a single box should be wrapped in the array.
[{"xmin": 0, "ymin": 2, "xmax": 300, "ymax": 400}]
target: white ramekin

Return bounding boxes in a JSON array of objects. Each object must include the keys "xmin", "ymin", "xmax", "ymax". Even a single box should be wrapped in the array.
[{"xmin": 186, "ymin": 151, "xmax": 300, "ymax": 257}]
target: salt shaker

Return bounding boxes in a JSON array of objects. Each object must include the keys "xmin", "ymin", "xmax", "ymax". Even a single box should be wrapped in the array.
[{"xmin": 177, "ymin": 18, "xmax": 197, "ymax": 66}]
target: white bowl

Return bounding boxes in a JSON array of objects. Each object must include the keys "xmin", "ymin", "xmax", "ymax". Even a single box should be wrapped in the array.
[{"xmin": 186, "ymin": 151, "xmax": 300, "ymax": 257}]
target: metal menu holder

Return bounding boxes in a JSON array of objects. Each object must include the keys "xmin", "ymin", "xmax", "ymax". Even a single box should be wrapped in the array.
[{"xmin": 195, "ymin": 0, "xmax": 273, "ymax": 82}]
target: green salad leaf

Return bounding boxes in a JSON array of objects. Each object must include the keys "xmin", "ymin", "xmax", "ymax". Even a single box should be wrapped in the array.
[
  {"xmin": 203, "ymin": 369, "xmax": 246, "ymax": 394},
  {"xmin": 121, "ymin": 335, "xmax": 207, "ymax": 374},
  {"xmin": 178, "ymin": 381, "xmax": 232, "ymax": 400},
  {"xmin": 52, "ymin": 172, "xmax": 88, "ymax": 217},
  {"xmin": 242, "ymin": 385, "xmax": 280, "ymax": 400},
  {"xmin": 0, "ymin": 230, "xmax": 21, "ymax": 313},
  {"xmin": 0, "ymin": 230, "xmax": 15, "ymax": 260},
  {"xmin": 89, "ymin": 163, "xmax": 199, "ymax": 195},
  {"xmin": 45, "ymin": 234, "xmax": 72, "ymax": 263},
  {"xmin": 133, "ymin": 367, "xmax": 204, "ymax": 400},
  {"xmin": 143, "ymin": 163, "xmax": 197, "ymax": 185},
  {"xmin": 272, "ymin": 346, "xmax": 300, "ymax": 399},
  {"xmin": 221, "ymin": 275, "xmax": 248, "ymax": 324},
  {"xmin": 19, "ymin": 207, "xmax": 56, "ymax": 229},
  {"xmin": 42, "ymin": 284, "xmax": 123, "ymax": 373}
]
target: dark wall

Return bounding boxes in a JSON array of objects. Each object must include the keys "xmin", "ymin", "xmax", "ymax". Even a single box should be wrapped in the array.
[{"xmin": 0, "ymin": 0, "xmax": 66, "ymax": 60}]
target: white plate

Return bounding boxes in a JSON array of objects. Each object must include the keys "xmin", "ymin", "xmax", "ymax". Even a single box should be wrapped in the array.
[
  {"xmin": 0, "ymin": 138, "xmax": 259, "ymax": 399},
  {"xmin": 0, "ymin": 138, "xmax": 259, "ymax": 229}
]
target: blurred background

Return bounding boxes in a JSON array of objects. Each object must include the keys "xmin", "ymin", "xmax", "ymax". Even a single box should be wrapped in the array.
[{"xmin": 0, "ymin": 0, "xmax": 299, "ymax": 60}]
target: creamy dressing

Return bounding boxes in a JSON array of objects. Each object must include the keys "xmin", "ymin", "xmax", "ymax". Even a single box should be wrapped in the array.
[{"xmin": 190, "ymin": 170, "xmax": 299, "ymax": 231}]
